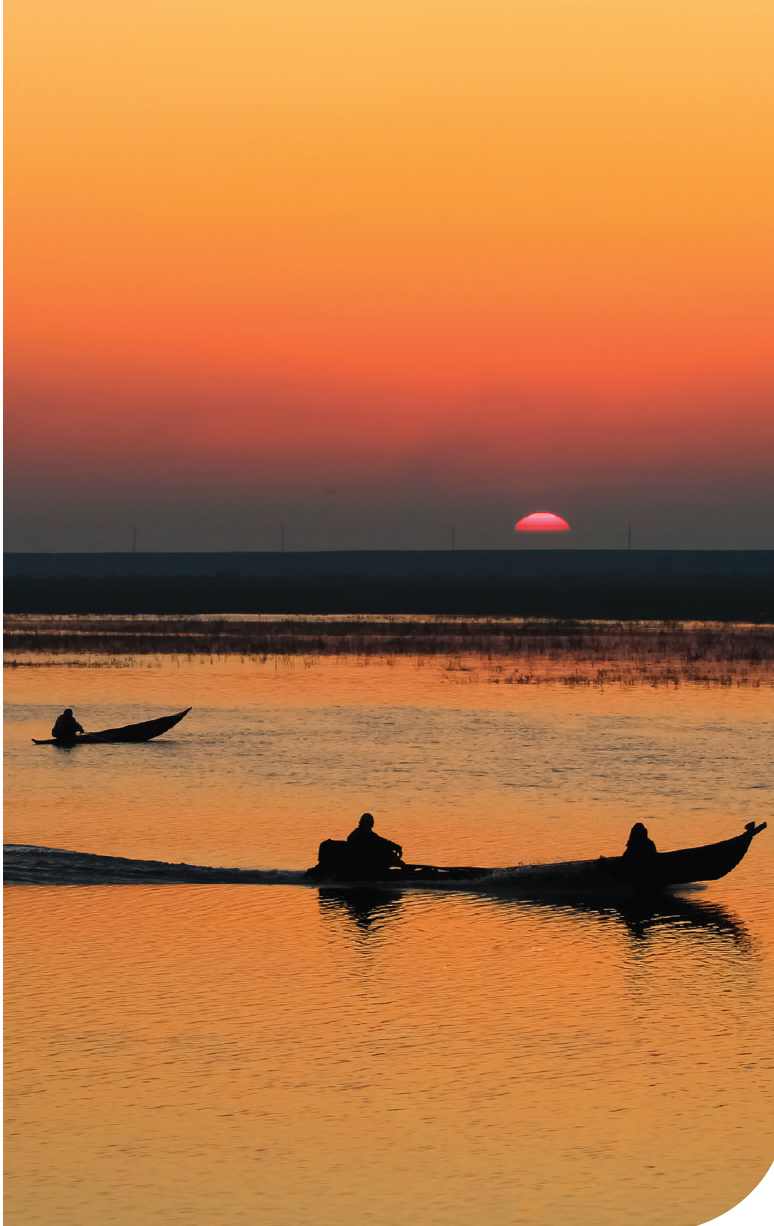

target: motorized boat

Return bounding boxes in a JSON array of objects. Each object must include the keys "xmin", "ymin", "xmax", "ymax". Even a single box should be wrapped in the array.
[
  {"xmin": 3, "ymin": 822, "xmax": 765, "ymax": 895},
  {"xmin": 32, "ymin": 708, "xmax": 191, "ymax": 745},
  {"xmin": 305, "ymin": 822, "xmax": 767, "ymax": 891}
]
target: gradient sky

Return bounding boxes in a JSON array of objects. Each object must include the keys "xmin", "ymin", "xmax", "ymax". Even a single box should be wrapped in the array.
[{"xmin": 5, "ymin": 0, "xmax": 774, "ymax": 551}]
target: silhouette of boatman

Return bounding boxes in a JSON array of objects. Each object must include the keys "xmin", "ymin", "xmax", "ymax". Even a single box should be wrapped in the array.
[
  {"xmin": 52, "ymin": 708, "xmax": 84, "ymax": 744},
  {"xmin": 346, "ymin": 813, "xmax": 405, "ymax": 871}
]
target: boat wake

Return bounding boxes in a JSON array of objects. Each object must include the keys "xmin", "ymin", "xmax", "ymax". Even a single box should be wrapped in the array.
[
  {"xmin": 3, "ymin": 845, "xmax": 308, "ymax": 887},
  {"xmin": 3, "ymin": 844, "xmax": 515, "ymax": 890}
]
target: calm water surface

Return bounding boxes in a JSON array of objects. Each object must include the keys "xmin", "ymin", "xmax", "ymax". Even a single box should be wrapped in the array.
[{"xmin": 4, "ymin": 656, "xmax": 774, "ymax": 1225}]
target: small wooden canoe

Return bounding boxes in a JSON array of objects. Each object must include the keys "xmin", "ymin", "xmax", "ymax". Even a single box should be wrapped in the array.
[{"xmin": 33, "ymin": 708, "xmax": 191, "ymax": 745}]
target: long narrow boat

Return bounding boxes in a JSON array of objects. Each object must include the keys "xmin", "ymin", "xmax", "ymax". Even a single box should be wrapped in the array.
[
  {"xmin": 3, "ymin": 823, "xmax": 766, "ymax": 891},
  {"xmin": 32, "ymin": 708, "xmax": 191, "ymax": 745},
  {"xmin": 306, "ymin": 822, "xmax": 768, "ymax": 890}
]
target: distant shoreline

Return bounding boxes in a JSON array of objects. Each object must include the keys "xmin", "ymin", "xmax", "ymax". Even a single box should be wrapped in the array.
[
  {"xmin": 5, "ymin": 551, "xmax": 773, "ymax": 619},
  {"xmin": 5, "ymin": 575, "xmax": 774, "ymax": 620},
  {"xmin": 6, "ymin": 548, "xmax": 774, "ymax": 579}
]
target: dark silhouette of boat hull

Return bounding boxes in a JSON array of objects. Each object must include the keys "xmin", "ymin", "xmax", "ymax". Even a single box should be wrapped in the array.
[
  {"xmin": 306, "ymin": 823, "xmax": 767, "ymax": 890},
  {"xmin": 32, "ymin": 708, "xmax": 191, "ymax": 745}
]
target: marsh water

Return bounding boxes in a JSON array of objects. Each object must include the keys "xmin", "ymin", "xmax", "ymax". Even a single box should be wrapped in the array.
[{"xmin": 4, "ymin": 653, "xmax": 774, "ymax": 1225}]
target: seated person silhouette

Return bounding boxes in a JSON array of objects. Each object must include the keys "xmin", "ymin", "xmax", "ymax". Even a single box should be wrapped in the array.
[
  {"xmin": 52, "ymin": 708, "xmax": 85, "ymax": 744},
  {"xmin": 346, "ymin": 813, "xmax": 405, "ymax": 874},
  {"xmin": 621, "ymin": 822, "xmax": 659, "ymax": 879}
]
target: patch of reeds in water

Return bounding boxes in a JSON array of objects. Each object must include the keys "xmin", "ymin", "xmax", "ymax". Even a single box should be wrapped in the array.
[{"xmin": 4, "ymin": 615, "xmax": 773, "ymax": 686}]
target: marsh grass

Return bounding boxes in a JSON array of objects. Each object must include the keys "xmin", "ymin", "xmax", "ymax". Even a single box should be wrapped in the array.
[{"xmin": 4, "ymin": 615, "xmax": 773, "ymax": 686}]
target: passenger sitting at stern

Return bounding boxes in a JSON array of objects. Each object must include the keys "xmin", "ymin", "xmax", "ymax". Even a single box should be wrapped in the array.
[
  {"xmin": 52, "ymin": 708, "xmax": 85, "ymax": 744},
  {"xmin": 624, "ymin": 822, "xmax": 658, "ymax": 860},
  {"xmin": 621, "ymin": 821, "xmax": 659, "ymax": 880},
  {"xmin": 347, "ymin": 813, "xmax": 405, "ymax": 872}
]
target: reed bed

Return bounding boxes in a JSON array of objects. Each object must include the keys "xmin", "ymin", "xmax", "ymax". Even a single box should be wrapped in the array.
[{"xmin": 4, "ymin": 615, "xmax": 773, "ymax": 686}]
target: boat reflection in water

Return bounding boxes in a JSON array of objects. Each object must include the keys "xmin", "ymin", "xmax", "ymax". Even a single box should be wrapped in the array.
[
  {"xmin": 318, "ymin": 880, "xmax": 753, "ymax": 953},
  {"xmin": 318, "ymin": 887, "xmax": 405, "ymax": 934},
  {"xmin": 316, "ymin": 877, "xmax": 755, "ymax": 951},
  {"xmin": 495, "ymin": 891, "xmax": 755, "ymax": 949}
]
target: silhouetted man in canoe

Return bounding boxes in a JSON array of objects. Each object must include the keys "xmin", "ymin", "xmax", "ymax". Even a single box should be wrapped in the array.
[
  {"xmin": 346, "ymin": 813, "xmax": 405, "ymax": 872},
  {"xmin": 52, "ymin": 708, "xmax": 84, "ymax": 744}
]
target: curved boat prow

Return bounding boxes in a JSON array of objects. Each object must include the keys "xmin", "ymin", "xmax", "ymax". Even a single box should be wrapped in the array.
[{"xmin": 624, "ymin": 820, "xmax": 768, "ymax": 887}]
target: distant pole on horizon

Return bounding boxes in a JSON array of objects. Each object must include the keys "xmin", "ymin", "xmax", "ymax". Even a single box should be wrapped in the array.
[
  {"xmin": 451, "ymin": 525, "xmax": 456, "ymax": 551},
  {"xmin": 628, "ymin": 524, "xmax": 632, "ymax": 550},
  {"xmin": 280, "ymin": 524, "xmax": 285, "ymax": 553}
]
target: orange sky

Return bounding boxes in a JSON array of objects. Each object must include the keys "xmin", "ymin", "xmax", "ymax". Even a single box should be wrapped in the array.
[{"xmin": 5, "ymin": 1, "xmax": 774, "ymax": 549}]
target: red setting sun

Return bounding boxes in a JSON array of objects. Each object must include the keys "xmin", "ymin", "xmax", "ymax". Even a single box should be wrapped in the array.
[{"xmin": 515, "ymin": 513, "xmax": 570, "ymax": 532}]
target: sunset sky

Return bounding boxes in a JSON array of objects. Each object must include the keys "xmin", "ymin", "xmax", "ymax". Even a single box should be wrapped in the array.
[{"xmin": 5, "ymin": 0, "xmax": 774, "ymax": 551}]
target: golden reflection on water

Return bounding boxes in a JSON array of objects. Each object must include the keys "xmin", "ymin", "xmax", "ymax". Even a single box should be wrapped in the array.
[
  {"xmin": 4, "ymin": 885, "xmax": 773, "ymax": 1226},
  {"xmin": 4, "ymin": 656, "xmax": 774, "ymax": 1225}
]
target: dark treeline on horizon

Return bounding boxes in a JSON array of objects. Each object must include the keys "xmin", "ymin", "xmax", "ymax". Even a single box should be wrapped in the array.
[
  {"xmin": 4, "ymin": 574, "xmax": 774, "ymax": 621},
  {"xmin": 5, "ymin": 550, "xmax": 773, "ymax": 620},
  {"xmin": 5, "ymin": 549, "xmax": 774, "ymax": 580}
]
